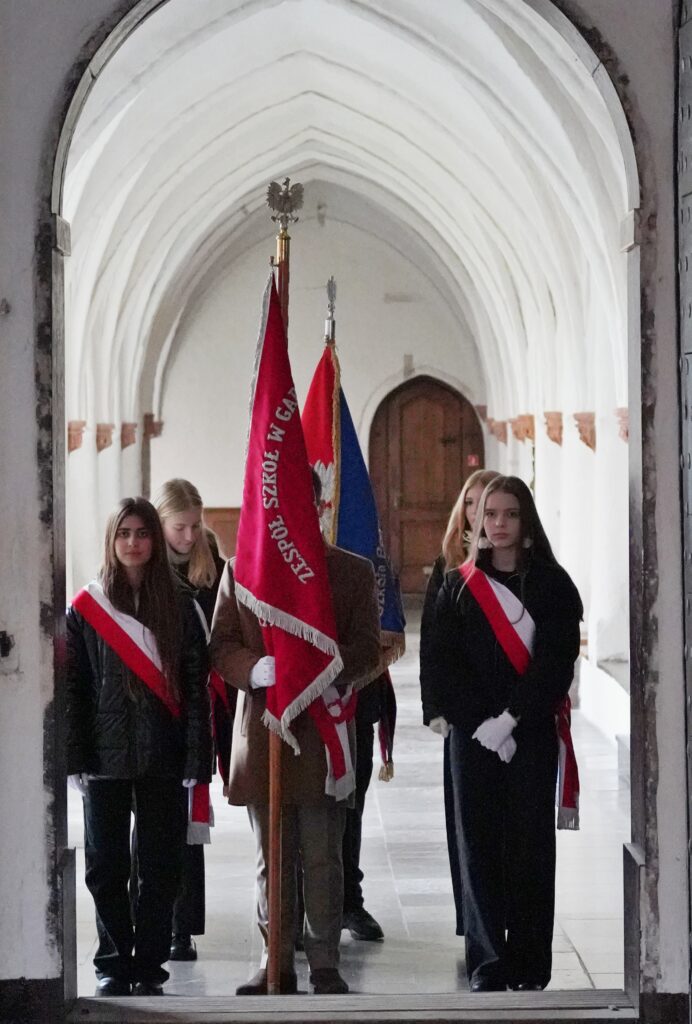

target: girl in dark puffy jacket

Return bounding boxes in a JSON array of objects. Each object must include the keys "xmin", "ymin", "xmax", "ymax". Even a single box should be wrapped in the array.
[{"xmin": 66, "ymin": 497, "xmax": 212, "ymax": 997}]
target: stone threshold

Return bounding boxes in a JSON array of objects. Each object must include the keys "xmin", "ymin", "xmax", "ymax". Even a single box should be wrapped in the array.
[{"xmin": 67, "ymin": 987, "xmax": 636, "ymax": 1023}]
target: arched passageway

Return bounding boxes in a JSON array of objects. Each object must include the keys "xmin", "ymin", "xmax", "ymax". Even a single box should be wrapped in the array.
[
  {"xmin": 60, "ymin": 0, "xmax": 634, "ymax": 671},
  {"xmin": 54, "ymin": 0, "xmax": 641, "ymax": 1009}
]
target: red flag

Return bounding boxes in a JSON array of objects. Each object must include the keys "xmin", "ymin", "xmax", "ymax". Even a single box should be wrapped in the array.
[
  {"xmin": 302, "ymin": 345, "xmax": 340, "ymax": 542},
  {"xmin": 234, "ymin": 276, "xmax": 354, "ymax": 792}
]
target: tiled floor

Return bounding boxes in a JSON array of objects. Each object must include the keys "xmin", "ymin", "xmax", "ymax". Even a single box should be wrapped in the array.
[{"xmin": 69, "ymin": 621, "xmax": 629, "ymax": 996}]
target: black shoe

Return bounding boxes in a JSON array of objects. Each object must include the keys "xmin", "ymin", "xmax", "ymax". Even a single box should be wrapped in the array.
[
  {"xmin": 132, "ymin": 981, "xmax": 164, "ymax": 996},
  {"xmin": 95, "ymin": 977, "xmax": 131, "ymax": 997},
  {"xmin": 470, "ymin": 978, "xmax": 507, "ymax": 992},
  {"xmin": 310, "ymin": 968, "xmax": 349, "ymax": 994},
  {"xmin": 342, "ymin": 907, "xmax": 384, "ymax": 941},
  {"xmin": 511, "ymin": 982, "xmax": 544, "ymax": 991},
  {"xmin": 235, "ymin": 968, "xmax": 298, "ymax": 995},
  {"xmin": 170, "ymin": 933, "xmax": 197, "ymax": 961}
]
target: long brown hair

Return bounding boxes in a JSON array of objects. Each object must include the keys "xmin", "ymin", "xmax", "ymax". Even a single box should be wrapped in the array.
[
  {"xmin": 154, "ymin": 478, "xmax": 217, "ymax": 589},
  {"xmin": 100, "ymin": 497, "xmax": 182, "ymax": 697},
  {"xmin": 441, "ymin": 469, "xmax": 500, "ymax": 569},
  {"xmin": 466, "ymin": 475, "xmax": 557, "ymax": 571}
]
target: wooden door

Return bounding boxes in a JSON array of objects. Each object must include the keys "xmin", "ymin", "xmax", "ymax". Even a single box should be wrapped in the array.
[{"xmin": 369, "ymin": 377, "xmax": 484, "ymax": 594}]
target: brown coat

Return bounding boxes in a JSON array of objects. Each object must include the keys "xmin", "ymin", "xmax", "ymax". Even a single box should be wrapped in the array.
[{"xmin": 210, "ymin": 544, "xmax": 381, "ymax": 806}]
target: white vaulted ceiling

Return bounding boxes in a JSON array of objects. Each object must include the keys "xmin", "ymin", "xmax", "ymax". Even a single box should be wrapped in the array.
[{"xmin": 61, "ymin": 0, "xmax": 633, "ymax": 427}]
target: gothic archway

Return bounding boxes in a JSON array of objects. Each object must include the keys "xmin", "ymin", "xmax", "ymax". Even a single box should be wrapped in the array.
[{"xmin": 44, "ymin": 1, "xmax": 653, "ymax": 1020}]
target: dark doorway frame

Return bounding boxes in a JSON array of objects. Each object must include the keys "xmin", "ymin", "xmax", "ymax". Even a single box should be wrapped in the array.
[{"xmin": 42, "ymin": 1, "xmax": 670, "ymax": 1020}]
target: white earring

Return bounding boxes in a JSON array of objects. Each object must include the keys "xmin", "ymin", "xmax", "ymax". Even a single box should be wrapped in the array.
[
  {"xmin": 477, "ymin": 536, "xmax": 492, "ymax": 549},
  {"xmin": 522, "ymin": 536, "xmax": 533, "ymax": 549}
]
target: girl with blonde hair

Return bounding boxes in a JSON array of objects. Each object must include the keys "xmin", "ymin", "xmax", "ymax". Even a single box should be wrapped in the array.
[
  {"xmin": 420, "ymin": 468, "xmax": 500, "ymax": 938},
  {"xmin": 155, "ymin": 478, "xmax": 218, "ymax": 591},
  {"xmin": 151, "ymin": 479, "xmax": 231, "ymax": 962}
]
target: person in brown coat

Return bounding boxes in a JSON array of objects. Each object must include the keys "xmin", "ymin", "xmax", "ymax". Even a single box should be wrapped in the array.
[{"xmin": 210, "ymin": 531, "xmax": 380, "ymax": 996}]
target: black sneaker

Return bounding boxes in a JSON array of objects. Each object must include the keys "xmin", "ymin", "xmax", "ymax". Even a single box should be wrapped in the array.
[
  {"xmin": 342, "ymin": 907, "xmax": 384, "ymax": 941},
  {"xmin": 95, "ymin": 976, "xmax": 131, "ymax": 996},
  {"xmin": 132, "ymin": 981, "xmax": 163, "ymax": 996},
  {"xmin": 169, "ymin": 933, "xmax": 197, "ymax": 961}
]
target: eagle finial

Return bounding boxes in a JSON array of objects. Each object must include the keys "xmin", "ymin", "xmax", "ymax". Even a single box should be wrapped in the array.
[{"xmin": 266, "ymin": 177, "xmax": 304, "ymax": 228}]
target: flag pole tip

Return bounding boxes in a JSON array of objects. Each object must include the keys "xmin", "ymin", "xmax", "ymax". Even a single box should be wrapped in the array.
[{"xmin": 325, "ymin": 276, "xmax": 336, "ymax": 344}]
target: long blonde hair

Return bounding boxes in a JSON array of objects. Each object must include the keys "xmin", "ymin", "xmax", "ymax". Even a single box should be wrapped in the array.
[
  {"xmin": 441, "ymin": 469, "xmax": 500, "ymax": 570},
  {"xmin": 154, "ymin": 478, "xmax": 217, "ymax": 589}
]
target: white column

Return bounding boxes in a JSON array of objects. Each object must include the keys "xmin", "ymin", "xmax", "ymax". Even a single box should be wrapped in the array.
[
  {"xmin": 558, "ymin": 413, "xmax": 594, "ymax": 617},
  {"xmin": 533, "ymin": 415, "xmax": 562, "ymax": 553},
  {"xmin": 67, "ymin": 429, "xmax": 102, "ymax": 593},
  {"xmin": 588, "ymin": 413, "xmax": 629, "ymax": 664}
]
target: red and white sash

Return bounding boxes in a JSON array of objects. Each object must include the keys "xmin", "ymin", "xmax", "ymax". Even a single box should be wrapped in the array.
[
  {"xmin": 73, "ymin": 582, "xmax": 180, "ymax": 717},
  {"xmin": 459, "ymin": 563, "xmax": 580, "ymax": 830},
  {"xmin": 72, "ymin": 581, "xmax": 212, "ymax": 842}
]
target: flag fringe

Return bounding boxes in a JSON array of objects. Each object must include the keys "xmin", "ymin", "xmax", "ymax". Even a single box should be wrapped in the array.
[
  {"xmin": 353, "ymin": 631, "xmax": 407, "ymax": 691},
  {"xmin": 234, "ymin": 581, "xmax": 342, "ymax": 659},
  {"xmin": 262, "ymin": 708, "xmax": 301, "ymax": 755},
  {"xmin": 381, "ymin": 630, "xmax": 406, "ymax": 666},
  {"xmin": 279, "ymin": 653, "xmax": 344, "ymax": 729},
  {"xmin": 557, "ymin": 807, "xmax": 580, "ymax": 830},
  {"xmin": 325, "ymin": 765, "xmax": 356, "ymax": 800},
  {"xmin": 261, "ymin": 654, "xmax": 345, "ymax": 751}
]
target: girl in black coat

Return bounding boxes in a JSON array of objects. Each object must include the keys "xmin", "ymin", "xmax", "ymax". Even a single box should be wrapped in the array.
[
  {"xmin": 153, "ymin": 478, "xmax": 231, "ymax": 961},
  {"xmin": 420, "ymin": 468, "xmax": 499, "ymax": 937},
  {"xmin": 66, "ymin": 497, "xmax": 212, "ymax": 996},
  {"xmin": 420, "ymin": 476, "xmax": 582, "ymax": 993}
]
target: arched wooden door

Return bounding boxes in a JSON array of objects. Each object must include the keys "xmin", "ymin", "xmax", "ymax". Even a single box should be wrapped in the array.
[{"xmin": 369, "ymin": 377, "xmax": 484, "ymax": 594}]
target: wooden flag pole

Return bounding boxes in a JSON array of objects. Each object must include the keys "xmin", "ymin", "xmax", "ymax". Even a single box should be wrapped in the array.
[{"xmin": 265, "ymin": 178, "xmax": 303, "ymax": 996}]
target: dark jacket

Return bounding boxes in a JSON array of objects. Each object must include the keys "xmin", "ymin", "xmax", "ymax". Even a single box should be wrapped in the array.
[
  {"xmin": 65, "ymin": 588, "xmax": 213, "ymax": 781},
  {"xmin": 172, "ymin": 535, "xmax": 236, "ymax": 784},
  {"xmin": 172, "ymin": 533, "xmax": 226, "ymax": 629},
  {"xmin": 419, "ymin": 554, "xmax": 446, "ymax": 726},
  {"xmin": 420, "ymin": 557, "xmax": 582, "ymax": 732}
]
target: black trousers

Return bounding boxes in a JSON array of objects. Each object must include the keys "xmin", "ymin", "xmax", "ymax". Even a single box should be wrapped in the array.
[
  {"xmin": 342, "ymin": 713, "xmax": 375, "ymax": 912},
  {"xmin": 449, "ymin": 723, "xmax": 558, "ymax": 990},
  {"xmin": 84, "ymin": 777, "xmax": 186, "ymax": 983},
  {"xmin": 443, "ymin": 730, "xmax": 464, "ymax": 935},
  {"xmin": 172, "ymin": 843, "xmax": 206, "ymax": 935},
  {"xmin": 130, "ymin": 833, "xmax": 206, "ymax": 936}
]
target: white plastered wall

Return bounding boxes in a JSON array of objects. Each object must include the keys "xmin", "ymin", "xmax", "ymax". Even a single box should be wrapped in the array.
[{"xmin": 149, "ymin": 205, "xmax": 483, "ymax": 509}]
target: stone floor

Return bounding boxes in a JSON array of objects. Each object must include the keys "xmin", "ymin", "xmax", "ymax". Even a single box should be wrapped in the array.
[{"xmin": 68, "ymin": 624, "xmax": 629, "ymax": 997}]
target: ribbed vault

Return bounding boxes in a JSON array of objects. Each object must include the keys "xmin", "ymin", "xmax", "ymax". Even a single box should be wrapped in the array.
[{"xmin": 62, "ymin": 0, "xmax": 632, "ymax": 431}]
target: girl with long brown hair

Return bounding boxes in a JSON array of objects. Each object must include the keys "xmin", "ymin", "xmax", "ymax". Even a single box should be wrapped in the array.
[
  {"xmin": 65, "ymin": 497, "xmax": 212, "ymax": 997},
  {"xmin": 420, "ymin": 476, "xmax": 582, "ymax": 992},
  {"xmin": 420, "ymin": 468, "xmax": 499, "ymax": 938}
]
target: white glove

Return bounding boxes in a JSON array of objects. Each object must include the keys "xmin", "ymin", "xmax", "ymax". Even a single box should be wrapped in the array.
[
  {"xmin": 249, "ymin": 656, "xmax": 275, "ymax": 689},
  {"xmin": 428, "ymin": 716, "xmax": 451, "ymax": 738},
  {"xmin": 496, "ymin": 736, "xmax": 517, "ymax": 764},
  {"xmin": 472, "ymin": 710, "xmax": 518, "ymax": 752},
  {"xmin": 68, "ymin": 773, "xmax": 89, "ymax": 795},
  {"xmin": 182, "ymin": 778, "xmax": 197, "ymax": 788}
]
